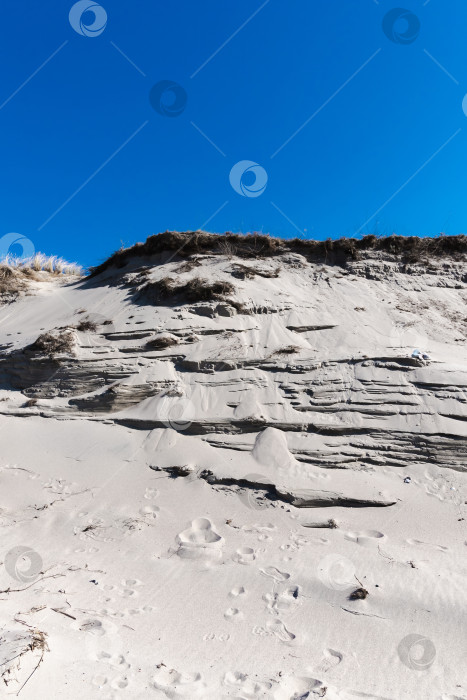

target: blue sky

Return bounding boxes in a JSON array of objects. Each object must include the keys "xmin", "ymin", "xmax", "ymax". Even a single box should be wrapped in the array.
[{"xmin": 1, "ymin": 1, "xmax": 466, "ymax": 267}]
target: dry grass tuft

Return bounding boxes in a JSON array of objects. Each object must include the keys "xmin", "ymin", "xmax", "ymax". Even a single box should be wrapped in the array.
[
  {"xmin": 1, "ymin": 254, "xmax": 83, "ymax": 276},
  {"xmin": 0, "ymin": 265, "xmax": 36, "ymax": 303},
  {"xmin": 137, "ymin": 276, "xmax": 236, "ymax": 306},
  {"xmin": 275, "ymin": 345, "xmax": 300, "ymax": 355},
  {"xmin": 229, "ymin": 263, "xmax": 280, "ymax": 280},
  {"xmin": 176, "ymin": 259, "xmax": 202, "ymax": 274},
  {"xmin": 26, "ymin": 330, "xmax": 74, "ymax": 356},
  {"xmin": 1, "ymin": 627, "xmax": 49, "ymax": 694},
  {"xmin": 76, "ymin": 318, "xmax": 98, "ymax": 332},
  {"xmin": 146, "ymin": 334, "xmax": 180, "ymax": 350}
]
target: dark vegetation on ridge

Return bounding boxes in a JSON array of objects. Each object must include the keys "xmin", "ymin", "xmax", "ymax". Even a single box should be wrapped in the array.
[
  {"xmin": 135, "ymin": 276, "xmax": 236, "ymax": 306},
  {"xmin": 89, "ymin": 231, "xmax": 467, "ymax": 278}
]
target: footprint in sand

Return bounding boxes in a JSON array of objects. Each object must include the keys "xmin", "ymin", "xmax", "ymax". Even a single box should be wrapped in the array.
[
  {"xmin": 266, "ymin": 619, "xmax": 296, "ymax": 643},
  {"xmin": 232, "ymin": 547, "xmax": 256, "ymax": 565},
  {"xmin": 315, "ymin": 648, "xmax": 343, "ymax": 674},
  {"xmin": 406, "ymin": 538, "xmax": 448, "ymax": 552},
  {"xmin": 176, "ymin": 518, "xmax": 224, "ymax": 561},
  {"xmin": 110, "ymin": 675, "xmax": 129, "ymax": 690},
  {"xmin": 144, "ymin": 487, "xmax": 159, "ymax": 499},
  {"xmin": 91, "ymin": 674, "xmax": 109, "ymax": 689},
  {"xmin": 345, "ymin": 530, "xmax": 385, "ymax": 547},
  {"xmin": 263, "ymin": 586, "xmax": 300, "ymax": 616},
  {"xmin": 80, "ymin": 619, "xmax": 106, "ymax": 636},
  {"xmin": 153, "ymin": 667, "xmax": 207, "ymax": 698},
  {"xmin": 273, "ymin": 675, "xmax": 322, "ymax": 699},
  {"xmin": 260, "ymin": 566, "xmax": 290, "ymax": 582},
  {"xmin": 139, "ymin": 504, "xmax": 160, "ymax": 519},
  {"xmin": 223, "ymin": 670, "xmax": 273, "ymax": 697}
]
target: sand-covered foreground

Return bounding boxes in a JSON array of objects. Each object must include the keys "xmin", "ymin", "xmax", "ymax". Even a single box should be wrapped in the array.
[{"xmin": 0, "ymin": 234, "xmax": 466, "ymax": 699}]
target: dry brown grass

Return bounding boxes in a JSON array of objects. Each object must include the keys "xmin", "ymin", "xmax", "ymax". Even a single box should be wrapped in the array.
[
  {"xmin": 275, "ymin": 345, "xmax": 300, "ymax": 355},
  {"xmin": 0, "ymin": 265, "xmax": 37, "ymax": 302},
  {"xmin": 88, "ymin": 231, "xmax": 467, "ymax": 279},
  {"xmin": 26, "ymin": 330, "xmax": 74, "ymax": 356},
  {"xmin": 146, "ymin": 335, "xmax": 179, "ymax": 350},
  {"xmin": 230, "ymin": 263, "xmax": 280, "ymax": 280},
  {"xmin": 76, "ymin": 318, "xmax": 98, "ymax": 332},
  {"xmin": 136, "ymin": 276, "xmax": 236, "ymax": 306}
]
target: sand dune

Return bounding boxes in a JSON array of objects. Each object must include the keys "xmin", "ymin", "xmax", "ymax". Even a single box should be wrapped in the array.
[{"xmin": 0, "ymin": 233, "xmax": 466, "ymax": 699}]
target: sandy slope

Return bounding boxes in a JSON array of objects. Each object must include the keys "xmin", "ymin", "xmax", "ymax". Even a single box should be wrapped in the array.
[{"xmin": 0, "ymin": 243, "xmax": 466, "ymax": 699}]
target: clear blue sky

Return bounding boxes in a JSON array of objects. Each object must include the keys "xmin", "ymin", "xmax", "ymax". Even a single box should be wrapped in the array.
[{"xmin": 1, "ymin": 1, "xmax": 466, "ymax": 267}]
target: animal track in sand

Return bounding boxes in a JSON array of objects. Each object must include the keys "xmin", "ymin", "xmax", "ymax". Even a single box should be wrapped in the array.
[
  {"xmin": 345, "ymin": 530, "xmax": 386, "ymax": 547},
  {"xmin": 121, "ymin": 578, "xmax": 143, "ymax": 588},
  {"xmin": 176, "ymin": 517, "xmax": 224, "ymax": 561},
  {"xmin": 232, "ymin": 546, "xmax": 256, "ymax": 565},
  {"xmin": 229, "ymin": 585, "xmax": 246, "ymax": 597},
  {"xmin": 153, "ymin": 667, "xmax": 207, "ymax": 698},
  {"xmin": 202, "ymin": 632, "xmax": 230, "ymax": 641},
  {"xmin": 266, "ymin": 619, "xmax": 296, "ymax": 643},
  {"xmin": 224, "ymin": 607, "xmax": 244, "ymax": 621}
]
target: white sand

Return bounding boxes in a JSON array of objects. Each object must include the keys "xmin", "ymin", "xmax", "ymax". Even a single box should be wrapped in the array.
[{"xmin": 0, "ymin": 249, "xmax": 466, "ymax": 699}]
